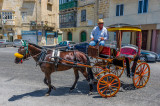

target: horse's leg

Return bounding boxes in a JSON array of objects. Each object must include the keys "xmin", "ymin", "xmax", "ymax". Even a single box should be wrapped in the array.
[
  {"xmin": 44, "ymin": 73, "xmax": 56, "ymax": 96},
  {"xmin": 44, "ymin": 76, "xmax": 56, "ymax": 90},
  {"xmin": 70, "ymin": 68, "xmax": 79, "ymax": 91},
  {"xmin": 79, "ymin": 68, "xmax": 93, "ymax": 95},
  {"xmin": 44, "ymin": 77, "xmax": 48, "ymax": 85}
]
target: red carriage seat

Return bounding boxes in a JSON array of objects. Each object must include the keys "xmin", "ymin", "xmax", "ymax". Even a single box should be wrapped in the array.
[
  {"xmin": 100, "ymin": 46, "xmax": 111, "ymax": 55},
  {"xmin": 120, "ymin": 47, "xmax": 137, "ymax": 58}
]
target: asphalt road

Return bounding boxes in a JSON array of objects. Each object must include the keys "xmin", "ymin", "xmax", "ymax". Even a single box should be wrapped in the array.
[{"xmin": 0, "ymin": 47, "xmax": 160, "ymax": 106}]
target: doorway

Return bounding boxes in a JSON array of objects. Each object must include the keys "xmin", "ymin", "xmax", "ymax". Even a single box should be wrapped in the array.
[
  {"xmin": 68, "ymin": 32, "xmax": 72, "ymax": 41},
  {"xmin": 81, "ymin": 31, "xmax": 87, "ymax": 42}
]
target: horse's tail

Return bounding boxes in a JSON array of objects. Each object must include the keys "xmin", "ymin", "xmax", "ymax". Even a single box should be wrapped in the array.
[{"xmin": 85, "ymin": 55, "xmax": 94, "ymax": 81}]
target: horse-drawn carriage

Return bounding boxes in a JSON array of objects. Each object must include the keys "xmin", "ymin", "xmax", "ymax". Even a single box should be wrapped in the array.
[
  {"xmin": 14, "ymin": 26, "xmax": 150, "ymax": 98},
  {"xmin": 86, "ymin": 26, "xmax": 150, "ymax": 97}
]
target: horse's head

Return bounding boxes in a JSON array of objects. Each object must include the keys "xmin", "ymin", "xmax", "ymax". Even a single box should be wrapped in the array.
[{"xmin": 14, "ymin": 46, "xmax": 30, "ymax": 64}]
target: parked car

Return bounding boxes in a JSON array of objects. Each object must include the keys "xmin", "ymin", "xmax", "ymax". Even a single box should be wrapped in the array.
[
  {"xmin": 13, "ymin": 39, "xmax": 30, "ymax": 47},
  {"xmin": 74, "ymin": 42, "xmax": 89, "ymax": 54},
  {"xmin": 56, "ymin": 41, "xmax": 76, "ymax": 51},
  {"xmin": 157, "ymin": 54, "xmax": 160, "ymax": 62},
  {"xmin": 0, "ymin": 39, "xmax": 13, "ymax": 47}
]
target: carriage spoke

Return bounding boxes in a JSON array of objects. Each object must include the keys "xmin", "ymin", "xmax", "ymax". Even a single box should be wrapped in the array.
[
  {"xmin": 138, "ymin": 78, "xmax": 142, "ymax": 86},
  {"xmin": 111, "ymin": 82, "xmax": 119, "ymax": 85},
  {"xmin": 111, "ymin": 86, "xmax": 119, "ymax": 89},
  {"xmin": 101, "ymin": 87, "xmax": 108, "ymax": 94},
  {"xmin": 108, "ymin": 88, "xmax": 112, "ymax": 96},
  {"xmin": 142, "ymin": 77, "xmax": 147, "ymax": 84},
  {"xmin": 99, "ymin": 85, "xmax": 108, "ymax": 90},
  {"xmin": 110, "ymin": 87, "xmax": 116, "ymax": 92},
  {"xmin": 142, "ymin": 71, "xmax": 149, "ymax": 76},
  {"xmin": 99, "ymin": 82, "xmax": 107, "ymax": 85},
  {"xmin": 100, "ymin": 80, "xmax": 107, "ymax": 84},
  {"xmin": 134, "ymin": 76, "xmax": 140, "ymax": 81},
  {"xmin": 135, "ymin": 77, "xmax": 141, "ymax": 85},
  {"xmin": 110, "ymin": 78, "xmax": 116, "ymax": 84},
  {"xmin": 142, "ymin": 67, "xmax": 148, "ymax": 73}
]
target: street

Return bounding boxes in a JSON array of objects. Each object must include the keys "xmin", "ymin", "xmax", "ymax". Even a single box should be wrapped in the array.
[{"xmin": 0, "ymin": 47, "xmax": 160, "ymax": 106}]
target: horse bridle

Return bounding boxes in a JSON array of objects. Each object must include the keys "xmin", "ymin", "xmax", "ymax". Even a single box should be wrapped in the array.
[{"xmin": 21, "ymin": 42, "xmax": 41, "ymax": 61}]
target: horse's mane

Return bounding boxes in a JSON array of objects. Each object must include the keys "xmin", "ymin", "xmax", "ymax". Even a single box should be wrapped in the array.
[{"xmin": 28, "ymin": 43, "xmax": 43, "ymax": 49}]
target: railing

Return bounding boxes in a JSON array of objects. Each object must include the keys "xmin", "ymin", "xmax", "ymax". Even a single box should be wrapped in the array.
[
  {"xmin": 60, "ymin": 21, "xmax": 76, "ymax": 28},
  {"xmin": 59, "ymin": 1, "xmax": 77, "ymax": 10},
  {"xmin": 2, "ymin": 19, "xmax": 15, "ymax": 26},
  {"xmin": 23, "ymin": 0, "xmax": 36, "ymax": 2}
]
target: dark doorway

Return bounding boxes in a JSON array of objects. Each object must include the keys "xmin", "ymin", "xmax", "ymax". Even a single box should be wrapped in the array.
[
  {"xmin": 81, "ymin": 31, "xmax": 87, "ymax": 42},
  {"xmin": 68, "ymin": 32, "xmax": 72, "ymax": 41}
]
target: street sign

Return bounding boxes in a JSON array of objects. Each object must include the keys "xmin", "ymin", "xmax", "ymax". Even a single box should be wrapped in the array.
[
  {"xmin": 38, "ymin": 30, "xmax": 42, "ymax": 36},
  {"xmin": 21, "ymin": 31, "xmax": 36, "ymax": 35}
]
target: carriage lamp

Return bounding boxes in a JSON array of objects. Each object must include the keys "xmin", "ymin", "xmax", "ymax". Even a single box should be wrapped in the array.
[{"xmin": 14, "ymin": 53, "xmax": 24, "ymax": 58}]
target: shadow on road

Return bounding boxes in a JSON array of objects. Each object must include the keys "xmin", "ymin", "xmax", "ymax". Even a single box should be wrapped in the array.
[
  {"xmin": 8, "ymin": 80, "xmax": 137, "ymax": 101},
  {"xmin": 8, "ymin": 80, "xmax": 97, "ymax": 101},
  {"xmin": 120, "ymin": 81, "xmax": 136, "ymax": 91},
  {"xmin": 8, "ymin": 89, "xmax": 46, "ymax": 101}
]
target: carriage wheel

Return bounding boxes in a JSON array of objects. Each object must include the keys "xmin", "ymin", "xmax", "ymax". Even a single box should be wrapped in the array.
[
  {"xmin": 92, "ymin": 66, "xmax": 108, "ymax": 83},
  {"xmin": 133, "ymin": 63, "xmax": 150, "ymax": 88},
  {"xmin": 97, "ymin": 74, "xmax": 121, "ymax": 98},
  {"xmin": 110, "ymin": 65, "xmax": 124, "ymax": 78}
]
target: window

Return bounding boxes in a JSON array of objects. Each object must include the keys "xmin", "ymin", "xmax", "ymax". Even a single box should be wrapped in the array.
[
  {"xmin": 60, "ymin": 12, "xmax": 75, "ymax": 23},
  {"xmin": 81, "ymin": 10, "xmax": 86, "ymax": 22},
  {"xmin": 47, "ymin": 4, "xmax": 52, "ymax": 11},
  {"xmin": 116, "ymin": 4, "xmax": 124, "ymax": 16},
  {"xmin": 1, "ymin": 12, "xmax": 14, "ymax": 19},
  {"xmin": 138, "ymin": 0, "xmax": 148, "ymax": 13},
  {"xmin": 22, "ymin": 12, "xmax": 27, "ymax": 22}
]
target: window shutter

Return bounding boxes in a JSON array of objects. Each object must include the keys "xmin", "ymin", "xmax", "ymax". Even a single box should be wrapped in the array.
[
  {"xmin": 143, "ymin": 0, "xmax": 148, "ymax": 13},
  {"xmin": 81, "ymin": 10, "xmax": 86, "ymax": 22},
  {"xmin": 116, "ymin": 5, "xmax": 119, "ymax": 16},
  {"xmin": 81, "ymin": 10, "xmax": 83, "ymax": 22},
  {"xmin": 138, "ymin": 1, "xmax": 143, "ymax": 13},
  {"xmin": 120, "ymin": 4, "xmax": 124, "ymax": 16}
]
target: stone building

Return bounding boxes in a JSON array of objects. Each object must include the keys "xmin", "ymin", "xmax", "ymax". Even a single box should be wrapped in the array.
[
  {"xmin": 104, "ymin": 0, "xmax": 160, "ymax": 53},
  {"xmin": 0, "ymin": 0, "xmax": 60, "ymax": 45},
  {"xmin": 60, "ymin": 0, "xmax": 160, "ymax": 53},
  {"xmin": 60, "ymin": 0, "xmax": 110, "ymax": 43}
]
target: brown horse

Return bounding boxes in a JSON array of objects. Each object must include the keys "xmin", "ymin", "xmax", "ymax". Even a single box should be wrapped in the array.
[{"xmin": 14, "ymin": 43, "xmax": 94, "ymax": 96}]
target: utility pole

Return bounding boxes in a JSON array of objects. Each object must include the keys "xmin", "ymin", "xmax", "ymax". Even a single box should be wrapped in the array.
[
  {"xmin": 1, "ymin": 11, "xmax": 4, "ymax": 39},
  {"xmin": 36, "ymin": 0, "xmax": 38, "ymax": 45}
]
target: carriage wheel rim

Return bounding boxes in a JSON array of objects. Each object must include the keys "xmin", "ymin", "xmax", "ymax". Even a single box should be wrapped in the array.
[
  {"xmin": 133, "ymin": 63, "xmax": 150, "ymax": 88},
  {"xmin": 97, "ymin": 74, "xmax": 121, "ymax": 98}
]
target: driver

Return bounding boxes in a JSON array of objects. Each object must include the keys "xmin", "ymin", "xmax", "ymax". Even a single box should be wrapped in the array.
[{"xmin": 89, "ymin": 19, "xmax": 109, "ymax": 46}]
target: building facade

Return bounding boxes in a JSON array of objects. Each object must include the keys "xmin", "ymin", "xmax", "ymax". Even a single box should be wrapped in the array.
[
  {"xmin": 0, "ymin": 0, "xmax": 60, "ymax": 45},
  {"xmin": 60, "ymin": 0, "xmax": 160, "ymax": 53},
  {"xmin": 60, "ymin": 0, "xmax": 99, "ymax": 43},
  {"xmin": 104, "ymin": 0, "xmax": 160, "ymax": 53}
]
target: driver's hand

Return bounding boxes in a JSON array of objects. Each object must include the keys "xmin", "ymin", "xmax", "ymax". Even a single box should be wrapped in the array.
[
  {"xmin": 91, "ymin": 38, "xmax": 94, "ymax": 41},
  {"xmin": 101, "ymin": 37, "xmax": 104, "ymax": 40}
]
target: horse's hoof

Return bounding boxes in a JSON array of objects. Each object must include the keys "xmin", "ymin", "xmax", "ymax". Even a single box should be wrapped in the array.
[
  {"xmin": 51, "ymin": 86, "xmax": 56, "ymax": 90},
  {"xmin": 45, "ymin": 93, "xmax": 50, "ymax": 96},
  {"xmin": 88, "ymin": 92, "xmax": 93, "ymax": 96},
  {"xmin": 69, "ymin": 89, "xmax": 73, "ymax": 93}
]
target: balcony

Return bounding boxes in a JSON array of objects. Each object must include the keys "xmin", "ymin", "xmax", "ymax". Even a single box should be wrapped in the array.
[
  {"xmin": 59, "ymin": 1, "xmax": 77, "ymax": 11},
  {"xmin": 44, "ymin": 21, "xmax": 55, "ymax": 28},
  {"xmin": 23, "ymin": 0, "xmax": 36, "ymax": 2},
  {"xmin": 2, "ymin": 19, "xmax": 15, "ymax": 26},
  {"xmin": 60, "ymin": 21, "xmax": 76, "ymax": 28}
]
